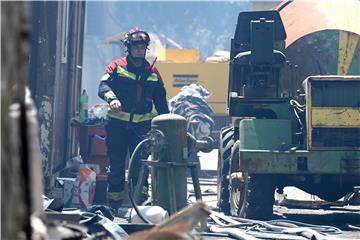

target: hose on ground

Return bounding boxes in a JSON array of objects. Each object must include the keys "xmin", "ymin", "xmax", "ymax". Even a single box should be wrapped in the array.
[{"xmin": 209, "ymin": 211, "xmax": 342, "ymax": 240}]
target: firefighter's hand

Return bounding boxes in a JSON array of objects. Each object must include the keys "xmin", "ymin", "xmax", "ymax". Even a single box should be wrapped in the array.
[{"xmin": 109, "ymin": 100, "xmax": 122, "ymax": 112}]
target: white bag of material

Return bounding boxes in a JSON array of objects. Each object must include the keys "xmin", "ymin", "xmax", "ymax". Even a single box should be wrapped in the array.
[{"xmin": 129, "ymin": 205, "xmax": 168, "ymax": 224}]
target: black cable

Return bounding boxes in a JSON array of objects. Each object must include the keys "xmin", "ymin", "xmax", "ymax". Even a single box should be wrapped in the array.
[
  {"xmin": 127, "ymin": 138, "xmax": 152, "ymax": 224},
  {"xmin": 276, "ymin": 0, "xmax": 294, "ymax": 12},
  {"xmin": 200, "ymin": 232, "xmax": 230, "ymax": 238},
  {"xmin": 290, "ymin": 99, "xmax": 305, "ymax": 136}
]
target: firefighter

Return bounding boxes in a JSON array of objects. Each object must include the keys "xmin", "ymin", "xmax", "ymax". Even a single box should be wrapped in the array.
[{"xmin": 98, "ymin": 27, "xmax": 169, "ymax": 210}]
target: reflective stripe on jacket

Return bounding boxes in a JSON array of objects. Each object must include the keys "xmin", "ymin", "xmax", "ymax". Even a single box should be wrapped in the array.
[
  {"xmin": 107, "ymin": 191, "xmax": 126, "ymax": 201},
  {"xmin": 107, "ymin": 109, "xmax": 153, "ymax": 123},
  {"xmin": 98, "ymin": 57, "xmax": 169, "ymax": 122}
]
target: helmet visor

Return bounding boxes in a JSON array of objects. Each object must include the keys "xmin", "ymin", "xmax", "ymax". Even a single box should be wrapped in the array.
[{"xmin": 129, "ymin": 31, "xmax": 149, "ymax": 45}]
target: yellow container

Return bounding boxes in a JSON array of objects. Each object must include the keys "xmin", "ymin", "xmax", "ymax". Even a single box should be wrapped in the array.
[
  {"xmin": 157, "ymin": 62, "xmax": 229, "ymax": 115},
  {"xmin": 157, "ymin": 49, "xmax": 200, "ymax": 63}
]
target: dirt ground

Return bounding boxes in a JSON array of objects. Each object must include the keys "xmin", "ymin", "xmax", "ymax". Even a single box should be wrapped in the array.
[{"xmin": 192, "ymin": 150, "xmax": 360, "ymax": 239}]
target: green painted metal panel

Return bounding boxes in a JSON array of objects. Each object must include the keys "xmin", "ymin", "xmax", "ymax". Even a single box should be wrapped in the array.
[
  {"xmin": 284, "ymin": 30, "xmax": 360, "ymax": 96},
  {"xmin": 320, "ymin": 30, "xmax": 340, "ymax": 75},
  {"xmin": 230, "ymin": 98, "xmax": 294, "ymax": 119},
  {"xmin": 311, "ymin": 80, "xmax": 360, "ymax": 107},
  {"xmin": 239, "ymin": 149, "xmax": 360, "ymax": 174},
  {"xmin": 285, "ymin": 30, "xmax": 339, "ymax": 83},
  {"xmin": 239, "ymin": 119, "xmax": 292, "ymax": 150}
]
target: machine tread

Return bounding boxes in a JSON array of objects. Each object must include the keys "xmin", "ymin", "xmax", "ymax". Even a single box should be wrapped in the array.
[{"xmin": 217, "ymin": 127, "xmax": 234, "ymax": 214}]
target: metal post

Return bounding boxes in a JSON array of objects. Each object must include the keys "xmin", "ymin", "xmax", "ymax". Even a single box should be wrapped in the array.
[
  {"xmin": 189, "ymin": 163, "xmax": 202, "ymax": 200},
  {"xmin": 133, "ymin": 163, "xmax": 147, "ymax": 204}
]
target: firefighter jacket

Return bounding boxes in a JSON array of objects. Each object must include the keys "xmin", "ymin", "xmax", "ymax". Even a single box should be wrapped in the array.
[{"xmin": 98, "ymin": 57, "xmax": 169, "ymax": 123}]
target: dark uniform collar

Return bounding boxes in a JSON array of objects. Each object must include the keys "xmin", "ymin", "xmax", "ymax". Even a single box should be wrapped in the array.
[{"xmin": 126, "ymin": 56, "xmax": 149, "ymax": 71}]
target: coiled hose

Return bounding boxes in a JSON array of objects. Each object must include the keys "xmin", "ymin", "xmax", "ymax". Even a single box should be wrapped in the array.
[
  {"xmin": 127, "ymin": 138, "xmax": 152, "ymax": 224},
  {"xmin": 209, "ymin": 211, "xmax": 342, "ymax": 239}
]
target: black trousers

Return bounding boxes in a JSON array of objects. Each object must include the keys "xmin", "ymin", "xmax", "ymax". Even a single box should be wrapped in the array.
[{"xmin": 105, "ymin": 118, "xmax": 150, "ymax": 194}]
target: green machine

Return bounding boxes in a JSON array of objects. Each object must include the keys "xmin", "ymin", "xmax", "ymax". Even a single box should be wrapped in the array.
[
  {"xmin": 134, "ymin": 113, "xmax": 213, "ymax": 215},
  {"xmin": 217, "ymin": 10, "xmax": 360, "ymax": 220}
]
